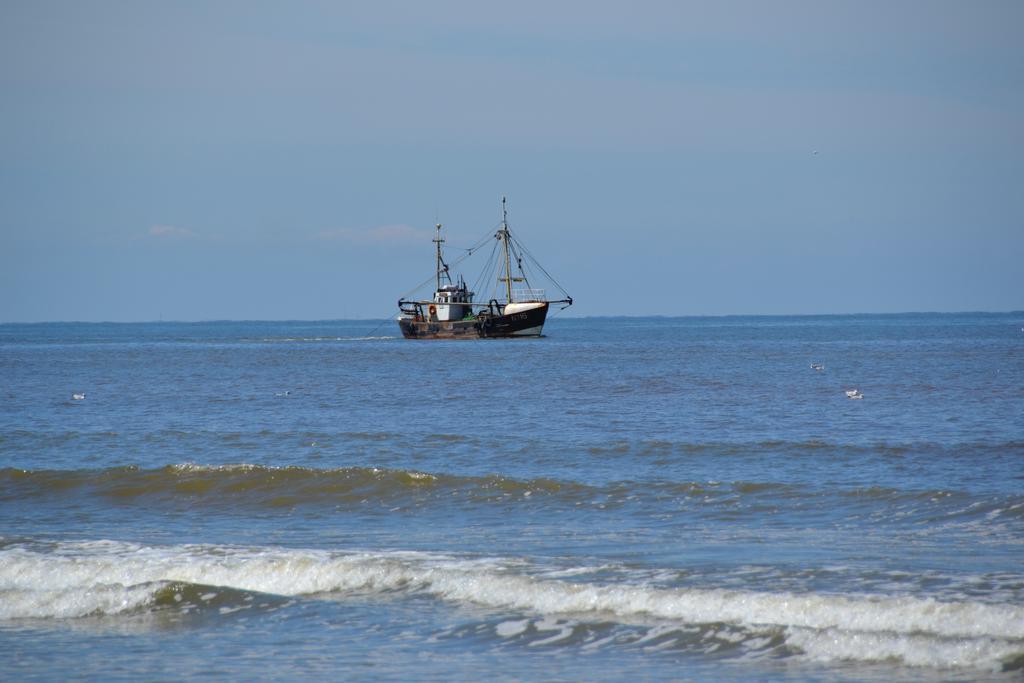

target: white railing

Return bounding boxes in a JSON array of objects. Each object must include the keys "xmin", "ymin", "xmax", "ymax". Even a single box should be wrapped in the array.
[{"xmin": 513, "ymin": 288, "xmax": 546, "ymax": 302}]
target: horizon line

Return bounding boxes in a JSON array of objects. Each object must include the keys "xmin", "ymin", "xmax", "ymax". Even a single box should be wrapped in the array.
[{"xmin": 2, "ymin": 310, "xmax": 1022, "ymax": 326}]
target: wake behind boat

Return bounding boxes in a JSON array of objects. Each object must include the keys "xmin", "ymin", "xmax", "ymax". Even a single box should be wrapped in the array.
[{"xmin": 397, "ymin": 199, "xmax": 572, "ymax": 339}]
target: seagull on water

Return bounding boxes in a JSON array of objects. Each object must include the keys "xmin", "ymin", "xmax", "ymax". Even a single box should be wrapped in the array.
[
  {"xmin": 845, "ymin": 389, "xmax": 864, "ymax": 399},
  {"xmin": 72, "ymin": 393, "xmax": 86, "ymax": 400},
  {"xmin": 810, "ymin": 363, "xmax": 825, "ymax": 371}
]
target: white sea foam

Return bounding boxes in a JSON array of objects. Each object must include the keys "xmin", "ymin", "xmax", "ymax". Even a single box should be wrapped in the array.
[
  {"xmin": 1, "ymin": 541, "xmax": 1021, "ymax": 670},
  {"xmin": 256, "ymin": 336, "xmax": 395, "ymax": 342},
  {"xmin": 787, "ymin": 626, "xmax": 1023, "ymax": 669},
  {"xmin": 0, "ymin": 581, "xmax": 166, "ymax": 619},
  {"xmin": 495, "ymin": 619, "xmax": 529, "ymax": 637},
  {"xmin": 530, "ymin": 617, "xmax": 574, "ymax": 646}
]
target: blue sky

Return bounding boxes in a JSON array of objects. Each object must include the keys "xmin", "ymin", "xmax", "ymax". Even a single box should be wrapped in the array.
[{"xmin": 2, "ymin": 1, "xmax": 1021, "ymax": 321}]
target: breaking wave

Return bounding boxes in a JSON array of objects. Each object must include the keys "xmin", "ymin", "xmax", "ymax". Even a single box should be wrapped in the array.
[{"xmin": 0, "ymin": 540, "xmax": 1021, "ymax": 671}]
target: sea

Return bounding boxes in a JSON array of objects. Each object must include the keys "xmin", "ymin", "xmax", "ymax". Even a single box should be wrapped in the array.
[{"xmin": 1, "ymin": 313, "xmax": 1022, "ymax": 681}]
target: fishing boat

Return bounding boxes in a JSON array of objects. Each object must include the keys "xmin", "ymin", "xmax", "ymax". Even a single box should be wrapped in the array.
[{"xmin": 397, "ymin": 198, "xmax": 572, "ymax": 339}]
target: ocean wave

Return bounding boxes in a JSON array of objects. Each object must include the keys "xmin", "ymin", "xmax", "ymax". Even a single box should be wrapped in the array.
[
  {"xmin": 0, "ymin": 465, "xmax": 585, "ymax": 508},
  {"xmin": 1, "ymin": 540, "xmax": 1021, "ymax": 671},
  {"xmin": 0, "ymin": 579, "xmax": 288, "ymax": 622},
  {"xmin": 3, "ymin": 465, "xmax": 1022, "ymax": 523}
]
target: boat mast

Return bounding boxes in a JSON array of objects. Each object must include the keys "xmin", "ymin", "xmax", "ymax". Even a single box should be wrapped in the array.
[
  {"xmin": 499, "ymin": 197, "xmax": 513, "ymax": 303},
  {"xmin": 434, "ymin": 223, "xmax": 444, "ymax": 291}
]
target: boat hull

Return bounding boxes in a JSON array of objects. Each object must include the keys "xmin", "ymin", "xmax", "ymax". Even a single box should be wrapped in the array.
[{"xmin": 398, "ymin": 302, "xmax": 549, "ymax": 339}]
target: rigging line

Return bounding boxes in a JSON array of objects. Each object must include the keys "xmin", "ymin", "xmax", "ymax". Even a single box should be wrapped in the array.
[
  {"xmin": 448, "ymin": 232, "xmax": 493, "ymax": 255},
  {"xmin": 481, "ymin": 239, "xmax": 504, "ymax": 302},
  {"xmin": 397, "ymin": 271, "xmax": 442, "ymax": 302},
  {"xmin": 444, "ymin": 230, "xmax": 497, "ymax": 268},
  {"xmin": 483, "ymin": 240, "xmax": 502, "ymax": 302},
  {"xmin": 518, "ymin": 249, "xmax": 538, "ymax": 290},
  {"xmin": 506, "ymin": 240, "xmax": 532, "ymax": 291},
  {"xmin": 471, "ymin": 238, "xmax": 500, "ymax": 298},
  {"xmin": 547, "ymin": 299, "xmax": 568, "ymax": 317},
  {"xmin": 511, "ymin": 236, "xmax": 571, "ymax": 298},
  {"xmin": 441, "ymin": 240, "xmax": 482, "ymax": 272},
  {"xmin": 363, "ymin": 314, "xmax": 397, "ymax": 338},
  {"xmin": 398, "ymin": 231, "xmax": 494, "ymax": 301}
]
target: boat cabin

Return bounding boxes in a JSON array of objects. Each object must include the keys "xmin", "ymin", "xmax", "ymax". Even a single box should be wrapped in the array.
[{"xmin": 432, "ymin": 282, "xmax": 474, "ymax": 321}]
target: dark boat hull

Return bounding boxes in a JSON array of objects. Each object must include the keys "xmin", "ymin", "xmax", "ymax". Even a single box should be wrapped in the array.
[{"xmin": 398, "ymin": 303, "xmax": 549, "ymax": 339}]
